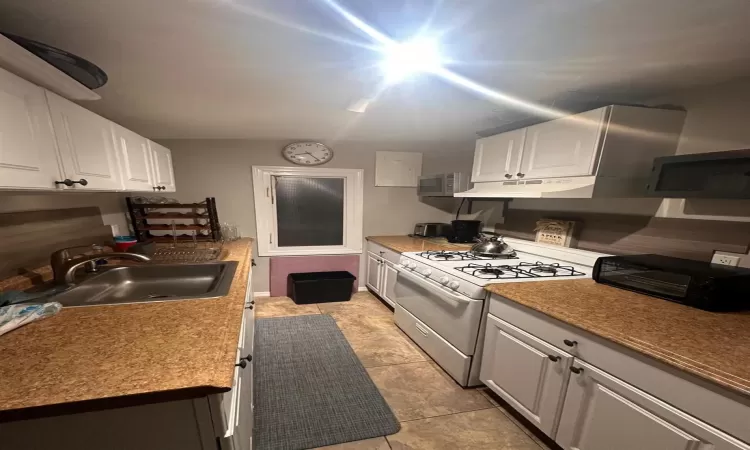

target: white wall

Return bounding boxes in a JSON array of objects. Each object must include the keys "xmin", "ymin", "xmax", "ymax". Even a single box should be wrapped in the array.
[
  {"xmin": 507, "ymin": 76, "xmax": 750, "ymax": 221},
  {"xmin": 161, "ymin": 139, "xmax": 480, "ymax": 292}
]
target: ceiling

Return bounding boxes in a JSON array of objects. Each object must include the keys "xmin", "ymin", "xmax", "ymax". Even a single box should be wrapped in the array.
[{"xmin": 1, "ymin": 0, "xmax": 749, "ymax": 143}]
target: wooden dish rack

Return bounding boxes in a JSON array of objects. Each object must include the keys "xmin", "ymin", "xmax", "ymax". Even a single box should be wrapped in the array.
[{"xmin": 126, "ymin": 197, "xmax": 221, "ymax": 243}]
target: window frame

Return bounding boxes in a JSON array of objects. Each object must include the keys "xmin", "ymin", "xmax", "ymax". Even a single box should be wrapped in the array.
[{"xmin": 252, "ymin": 165, "xmax": 364, "ymax": 257}]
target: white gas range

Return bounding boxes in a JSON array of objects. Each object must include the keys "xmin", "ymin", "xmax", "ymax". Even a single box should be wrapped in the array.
[{"xmin": 391, "ymin": 237, "xmax": 607, "ymax": 387}]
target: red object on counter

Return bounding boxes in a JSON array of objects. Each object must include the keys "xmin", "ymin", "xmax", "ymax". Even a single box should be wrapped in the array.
[{"xmin": 114, "ymin": 240, "xmax": 138, "ymax": 252}]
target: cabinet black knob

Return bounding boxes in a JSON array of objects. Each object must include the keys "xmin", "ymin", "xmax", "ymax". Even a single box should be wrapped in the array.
[
  {"xmin": 563, "ymin": 339, "xmax": 577, "ymax": 347},
  {"xmin": 152, "ymin": 186, "xmax": 158, "ymax": 191},
  {"xmin": 504, "ymin": 174, "xmax": 512, "ymax": 179},
  {"xmin": 244, "ymin": 355, "xmax": 252, "ymax": 362},
  {"xmin": 236, "ymin": 359, "xmax": 247, "ymax": 368},
  {"xmin": 55, "ymin": 178, "xmax": 88, "ymax": 187},
  {"xmin": 547, "ymin": 355, "xmax": 560, "ymax": 362},
  {"xmin": 159, "ymin": 186, "xmax": 166, "ymax": 190},
  {"xmin": 245, "ymin": 304, "xmax": 254, "ymax": 310},
  {"xmin": 516, "ymin": 173, "xmax": 525, "ymax": 178},
  {"xmin": 570, "ymin": 366, "xmax": 583, "ymax": 374}
]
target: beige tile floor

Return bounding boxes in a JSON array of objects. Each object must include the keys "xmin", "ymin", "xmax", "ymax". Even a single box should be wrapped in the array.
[{"xmin": 256, "ymin": 292, "xmax": 552, "ymax": 450}]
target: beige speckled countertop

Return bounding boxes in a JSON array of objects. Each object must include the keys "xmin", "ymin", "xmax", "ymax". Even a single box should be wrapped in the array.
[
  {"xmin": 485, "ymin": 279, "xmax": 750, "ymax": 397},
  {"xmin": 0, "ymin": 238, "xmax": 253, "ymax": 421},
  {"xmin": 367, "ymin": 235, "xmax": 472, "ymax": 253}
]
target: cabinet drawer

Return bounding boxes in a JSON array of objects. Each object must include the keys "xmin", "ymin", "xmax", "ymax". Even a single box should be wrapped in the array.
[
  {"xmin": 367, "ymin": 241, "xmax": 401, "ymax": 264},
  {"xmin": 489, "ymin": 294, "xmax": 750, "ymax": 443},
  {"xmin": 395, "ymin": 304, "xmax": 471, "ymax": 383}
]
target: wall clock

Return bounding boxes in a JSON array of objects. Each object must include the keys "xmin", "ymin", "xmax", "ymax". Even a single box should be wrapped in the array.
[{"xmin": 282, "ymin": 142, "xmax": 333, "ymax": 166}]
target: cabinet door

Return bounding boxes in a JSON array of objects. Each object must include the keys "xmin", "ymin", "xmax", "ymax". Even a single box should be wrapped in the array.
[
  {"xmin": 472, "ymin": 129, "xmax": 526, "ymax": 182},
  {"xmin": 380, "ymin": 262, "xmax": 398, "ymax": 307},
  {"xmin": 148, "ymin": 141, "xmax": 176, "ymax": 192},
  {"xmin": 519, "ymin": 107, "xmax": 607, "ymax": 179},
  {"xmin": 366, "ymin": 253, "xmax": 382, "ymax": 294},
  {"xmin": 114, "ymin": 125, "xmax": 154, "ymax": 191},
  {"xmin": 0, "ymin": 67, "xmax": 62, "ymax": 189},
  {"xmin": 557, "ymin": 360, "xmax": 749, "ymax": 450},
  {"xmin": 480, "ymin": 314, "xmax": 573, "ymax": 437},
  {"xmin": 46, "ymin": 91, "xmax": 122, "ymax": 190}
]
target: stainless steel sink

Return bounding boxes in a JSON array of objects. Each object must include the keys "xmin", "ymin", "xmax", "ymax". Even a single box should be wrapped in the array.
[{"xmin": 49, "ymin": 261, "xmax": 238, "ymax": 307}]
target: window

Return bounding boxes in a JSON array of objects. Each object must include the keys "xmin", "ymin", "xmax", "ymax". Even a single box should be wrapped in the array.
[{"xmin": 252, "ymin": 166, "xmax": 364, "ymax": 256}]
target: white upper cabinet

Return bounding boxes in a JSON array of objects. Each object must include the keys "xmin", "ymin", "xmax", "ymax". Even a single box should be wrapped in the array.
[
  {"xmin": 375, "ymin": 151, "xmax": 422, "ymax": 187},
  {"xmin": 519, "ymin": 107, "xmax": 607, "ymax": 180},
  {"xmin": 556, "ymin": 360, "xmax": 749, "ymax": 450},
  {"xmin": 46, "ymin": 91, "xmax": 122, "ymax": 190},
  {"xmin": 148, "ymin": 140, "xmax": 176, "ymax": 192},
  {"xmin": 472, "ymin": 129, "xmax": 526, "ymax": 182},
  {"xmin": 113, "ymin": 124, "xmax": 154, "ymax": 192},
  {"xmin": 0, "ymin": 66, "xmax": 62, "ymax": 189}
]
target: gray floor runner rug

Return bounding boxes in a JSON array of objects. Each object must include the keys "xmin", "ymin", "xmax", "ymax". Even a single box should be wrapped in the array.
[{"xmin": 253, "ymin": 314, "xmax": 400, "ymax": 450}]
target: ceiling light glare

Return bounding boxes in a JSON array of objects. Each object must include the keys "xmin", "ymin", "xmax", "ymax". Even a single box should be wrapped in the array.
[{"xmin": 380, "ymin": 37, "xmax": 442, "ymax": 83}]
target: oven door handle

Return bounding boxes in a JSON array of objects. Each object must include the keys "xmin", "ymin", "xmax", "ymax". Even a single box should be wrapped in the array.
[{"xmin": 395, "ymin": 266, "xmax": 472, "ymax": 304}]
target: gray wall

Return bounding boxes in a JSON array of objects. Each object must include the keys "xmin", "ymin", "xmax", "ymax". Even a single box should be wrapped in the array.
[
  {"xmin": 161, "ymin": 139, "xmax": 487, "ymax": 292},
  {"xmin": 0, "ymin": 192, "xmax": 129, "ymax": 233}
]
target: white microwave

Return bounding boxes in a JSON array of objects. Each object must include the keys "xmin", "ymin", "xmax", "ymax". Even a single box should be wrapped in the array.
[{"xmin": 417, "ymin": 172, "xmax": 470, "ymax": 197}]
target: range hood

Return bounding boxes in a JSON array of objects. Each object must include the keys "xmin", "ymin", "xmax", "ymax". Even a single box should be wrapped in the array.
[{"xmin": 454, "ymin": 175, "xmax": 641, "ymax": 199}]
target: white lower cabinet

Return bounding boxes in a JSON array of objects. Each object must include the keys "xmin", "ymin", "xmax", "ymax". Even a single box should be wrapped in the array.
[
  {"xmin": 480, "ymin": 315, "xmax": 572, "ymax": 436},
  {"xmin": 365, "ymin": 242, "xmax": 400, "ymax": 307},
  {"xmin": 556, "ymin": 361, "xmax": 749, "ymax": 450},
  {"xmin": 481, "ymin": 297, "xmax": 750, "ymax": 450},
  {"xmin": 366, "ymin": 252, "xmax": 382, "ymax": 295}
]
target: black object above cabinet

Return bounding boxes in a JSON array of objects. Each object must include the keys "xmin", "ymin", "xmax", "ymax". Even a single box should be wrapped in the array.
[{"xmin": 646, "ymin": 149, "xmax": 750, "ymax": 199}]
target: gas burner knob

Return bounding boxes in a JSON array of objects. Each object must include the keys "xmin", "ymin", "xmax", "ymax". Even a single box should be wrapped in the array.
[
  {"xmin": 400, "ymin": 257, "xmax": 408, "ymax": 266},
  {"xmin": 407, "ymin": 262, "xmax": 417, "ymax": 270},
  {"xmin": 448, "ymin": 281, "xmax": 460, "ymax": 290},
  {"xmin": 439, "ymin": 276, "xmax": 450, "ymax": 285},
  {"xmin": 421, "ymin": 268, "xmax": 432, "ymax": 276}
]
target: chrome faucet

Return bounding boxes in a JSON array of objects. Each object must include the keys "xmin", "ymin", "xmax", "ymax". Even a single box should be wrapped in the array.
[{"xmin": 50, "ymin": 245, "xmax": 151, "ymax": 285}]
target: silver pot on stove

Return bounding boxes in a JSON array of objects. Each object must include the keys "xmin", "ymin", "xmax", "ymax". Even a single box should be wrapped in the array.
[{"xmin": 470, "ymin": 233, "xmax": 516, "ymax": 258}]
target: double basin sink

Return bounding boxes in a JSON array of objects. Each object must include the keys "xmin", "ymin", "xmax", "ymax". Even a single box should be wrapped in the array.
[{"xmin": 49, "ymin": 261, "xmax": 239, "ymax": 307}]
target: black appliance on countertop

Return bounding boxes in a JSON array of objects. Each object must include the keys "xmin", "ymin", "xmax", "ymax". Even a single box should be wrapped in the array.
[
  {"xmin": 449, "ymin": 220, "xmax": 482, "ymax": 243},
  {"xmin": 592, "ymin": 254, "xmax": 750, "ymax": 311}
]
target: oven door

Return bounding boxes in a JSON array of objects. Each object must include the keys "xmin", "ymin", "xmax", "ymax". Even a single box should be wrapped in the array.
[
  {"xmin": 393, "ymin": 266, "xmax": 484, "ymax": 355},
  {"xmin": 417, "ymin": 175, "xmax": 447, "ymax": 197}
]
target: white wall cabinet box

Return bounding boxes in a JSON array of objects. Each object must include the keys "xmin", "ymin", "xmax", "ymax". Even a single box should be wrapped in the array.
[
  {"xmin": 461, "ymin": 105, "xmax": 687, "ymax": 198},
  {"xmin": 519, "ymin": 107, "xmax": 607, "ymax": 180},
  {"xmin": 482, "ymin": 295, "xmax": 750, "ymax": 449},
  {"xmin": 375, "ymin": 151, "xmax": 423, "ymax": 187},
  {"xmin": 149, "ymin": 140, "xmax": 177, "ymax": 192},
  {"xmin": 0, "ymin": 66, "xmax": 177, "ymax": 193},
  {"xmin": 365, "ymin": 241, "xmax": 400, "ymax": 307},
  {"xmin": 480, "ymin": 314, "xmax": 572, "ymax": 436},
  {"xmin": 0, "ymin": 262, "xmax": 255, "ymax": 450},
  {"xmin": 0, "ymin": 66, "xmax": 62, "ymax": 190},
  {"xmin": 46, "ymin": 90, "xmax": 123, "ymax": 191},
  {"xmin": 471, "ymin": 128, "xmax": 526, "ymax": 183},
  {"xmin": 114, "ymin": 124, "xmax": 155, "ymax": 192}
]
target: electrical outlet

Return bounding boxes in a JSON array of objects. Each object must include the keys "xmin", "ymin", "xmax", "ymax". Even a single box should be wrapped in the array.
[{"xmin": 711, "ymin": 253, "xmax": 740, "ymax": 267}]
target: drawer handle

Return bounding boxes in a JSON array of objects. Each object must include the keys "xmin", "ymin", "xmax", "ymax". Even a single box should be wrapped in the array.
[
  {"xmin": 547, "ymin": 355, "xmax": 560, "ymax": 362},
  {"xmin": 570, "ymin": 366, "xmax": 583, "ymax": 375},
  {"xmin": 55, "ymin": 178, "xmax": 88, "ymax": 187},
  {"xmin": 563, "ymin": 339, "xmax": 578, "ymax": 347},
  {"xmin": 414, "ymin": 322, "xmax": 429, "ymax": 337},
  {"xmin": 236, "ymin": 359, "xmax": 247, "ymax": 368}
]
